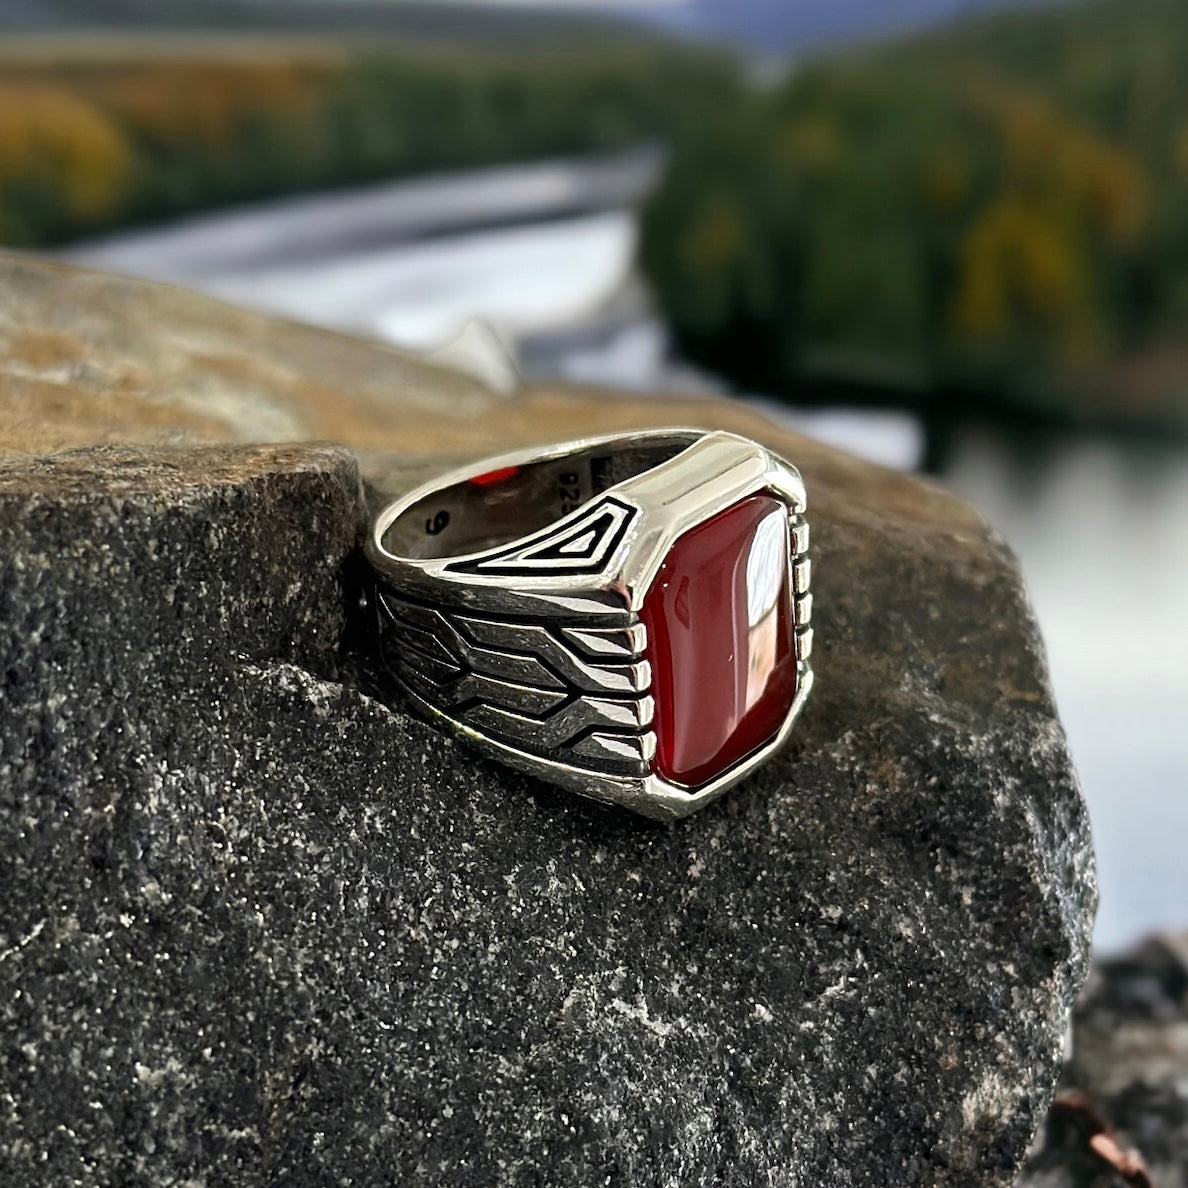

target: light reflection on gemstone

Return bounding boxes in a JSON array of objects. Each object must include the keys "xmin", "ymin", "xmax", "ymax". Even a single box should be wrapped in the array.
[
  {"xmin": 744, "ymin": 508, "xmax": 788, "ymax": 714},
  {"xmin": 641, "ymin": 493, "xmax": 798, "ymax": 788},
  {"xmin": 746, "ymin": 509, "xmax": 788, "ymax": 626}
]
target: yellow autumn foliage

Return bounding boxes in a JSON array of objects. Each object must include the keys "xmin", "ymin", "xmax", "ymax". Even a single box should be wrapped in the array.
[
  {"xmin": 953, "ymin": 195, "xmax": 1084, "ymax": 339},
  {"xmin": 89, "ymin": 62, "xmax": 322, "ymax": 150},
  {"xmin": 774, "ymin": 116, "xmax": 840, "ymax": 174},
  {"xmin": 995, "ymin": 90, "xmax": 1146, "ymax": 241},
  {"xmin": 951, "ymin": 86, "xmax": 1146, "ymax": 360},
  {"xmin": 684, "ymin": 190, "xmax": 746, "ymax": 279},
  {"xmin": 0, "ymin": 82, "xmax": 132, "ymax": 225},
  {"xmin": 918, "ymin": 153, "xmax": 970, "ymax": 214},
  {"xmin": 0, "ymin": 50, "xmax": 722, "ymax": 246}
]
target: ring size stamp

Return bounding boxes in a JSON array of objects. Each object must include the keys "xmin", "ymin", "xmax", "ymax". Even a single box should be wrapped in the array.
[{"xmin": 367, "ymin": 429, "xmax": 813, "ymax": 820}]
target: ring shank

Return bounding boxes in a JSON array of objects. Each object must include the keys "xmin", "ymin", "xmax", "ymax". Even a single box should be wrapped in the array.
[
  {"xmin": 366, "ymin": 428, "xmax": 812, "ymax": 819},
  {"xmin": 378, "ymin": 432, "xmax": 698, "ymax": 562}
]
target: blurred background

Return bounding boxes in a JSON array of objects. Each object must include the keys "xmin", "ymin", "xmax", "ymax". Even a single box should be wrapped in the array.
[{"xmin": 1, "ymin": 0, "xmax": 1184, "ymax": 951}]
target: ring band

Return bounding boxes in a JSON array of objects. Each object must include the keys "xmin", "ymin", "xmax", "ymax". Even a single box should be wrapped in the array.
[{"xmin": 367, "ymin": 429, "xmax": 813, "ymax": 820}]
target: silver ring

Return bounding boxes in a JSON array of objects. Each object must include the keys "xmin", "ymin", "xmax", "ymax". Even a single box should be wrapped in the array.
[{"xmin": 366, "ymin": 429, "xmax": 813, "ymax": 820}]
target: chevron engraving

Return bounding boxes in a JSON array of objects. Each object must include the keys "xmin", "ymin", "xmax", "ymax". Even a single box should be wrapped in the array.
[
  {"xmin": 443, "ymin": 496, "xmax": 637, "ymax": 577},
  {"xmin": 376, "ymin": 589, "xmax": 655, "ymax": 777}
]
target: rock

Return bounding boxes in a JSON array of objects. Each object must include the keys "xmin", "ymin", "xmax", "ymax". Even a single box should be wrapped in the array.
[
  {"xmin": 0, "ymin": 256, "xmax": 1095, "ymax": 1186},
  {"xmin": 1018, "ymin": 932, "xmax": 1188, "ymax": 1188}
]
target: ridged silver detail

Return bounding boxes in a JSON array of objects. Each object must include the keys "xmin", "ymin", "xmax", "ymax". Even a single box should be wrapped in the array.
[
  {"xmin": 559, "ymin": 623, "xmax": 647, "ymax": 660},
  {"xmin": 794, "ymin": 592, "xmax": 813, "ymax": 629},
  {"xmin": 377, "ymin": 591, "xmax": 655, "ymax": 777},
  {"xmin": 793, "ymin": 557, "xmax": 812, "ymax": 595},
  {"xmin": 572, "ymin": 731, "xmax": 658, "ymax": 768},
  {"xmin": 454, "ymin": 614, "xmax": 650, "ymax": 695},
  {"xmin": 790, "ymin": 511, "xmax": 813, "ymax": 664}
]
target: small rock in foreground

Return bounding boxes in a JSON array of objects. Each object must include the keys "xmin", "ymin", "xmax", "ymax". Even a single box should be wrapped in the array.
[{"xmin": 1019, "ymin": 931, "xmax": 1188, "ymax": 1188}]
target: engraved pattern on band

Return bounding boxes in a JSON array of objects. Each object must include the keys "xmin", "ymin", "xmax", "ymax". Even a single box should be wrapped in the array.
[
  {"xmin": 376, "ymin": 590, "xmax": 656, "ymax": 775},
  {"xmin": 444, "ymin": 496, "xmax": 637, "ymax": 577},
  {"xmin": 366, "ymin": 429, "xmax": 813, "ymax": 820}
]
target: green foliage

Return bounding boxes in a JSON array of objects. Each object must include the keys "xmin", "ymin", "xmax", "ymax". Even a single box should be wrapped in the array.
[
  {"xmin": 0, "ymin": 47, "xmax": 739, "ymax": 246},
  {"xmin": 640, "ymin": 0, "xmax": 1188, "ymax": 429}
]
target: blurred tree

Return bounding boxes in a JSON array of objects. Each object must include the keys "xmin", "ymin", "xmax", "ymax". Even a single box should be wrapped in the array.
[
  {"xmin": 640, "ymin": 0, "xmax": 1188, "ymax": 431},
  {"xmin": 0, "ymin": 83, "xmax": 132, "ymax": 242},
  {"xmin": 0, "ymin": 48, "xmax": 739, "ymax": 245}
]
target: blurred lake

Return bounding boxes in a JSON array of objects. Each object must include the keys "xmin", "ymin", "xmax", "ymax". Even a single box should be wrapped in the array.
[
  {"xmin": 945, "ymin": 431, "xmax": 1188, "ymax": 951},
  {"xmin": 59, "ymin": 155, "xmax": 1188, "ymax": 952}
]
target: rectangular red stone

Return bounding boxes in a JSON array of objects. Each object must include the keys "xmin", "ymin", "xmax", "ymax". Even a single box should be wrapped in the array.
[{"xmin": 641, "ymin": 493, "xmax": 798, "ymax": 788}]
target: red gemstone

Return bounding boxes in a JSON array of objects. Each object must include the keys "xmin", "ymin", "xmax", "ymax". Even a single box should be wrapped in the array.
[{"xmin": 641, "ymin": 494, "xmax": 798, "ymax": 788}]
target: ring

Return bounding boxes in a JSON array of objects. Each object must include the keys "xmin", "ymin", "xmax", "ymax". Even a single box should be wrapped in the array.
[{"xmin": 366, "ymin": 429, "xmax": 813, "ymax": 820}]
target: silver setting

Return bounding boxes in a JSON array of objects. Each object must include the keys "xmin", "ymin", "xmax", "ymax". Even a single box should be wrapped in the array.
[{"xmin": 367, "ymin": 429, "xmax": 813, "ymax": 821}]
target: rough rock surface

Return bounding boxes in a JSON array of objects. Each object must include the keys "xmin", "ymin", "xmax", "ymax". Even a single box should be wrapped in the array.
[
  {"xmin": 1018, "ymin": 933, "xmax": 1188, "ymax": 1188},
  {"xmin": 0, "ymin": 257, "xmax": 1095, "ymax": 1186}
]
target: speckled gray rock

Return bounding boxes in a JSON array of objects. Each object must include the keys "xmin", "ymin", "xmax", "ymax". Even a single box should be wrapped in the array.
[
  {"xmin": 0, "ymin": 258, "xmax": 1096, "ymax": 1187},
  {"xmin": 1018, "ymin": 933, "xmax": 1188, "ymax": 1188}
]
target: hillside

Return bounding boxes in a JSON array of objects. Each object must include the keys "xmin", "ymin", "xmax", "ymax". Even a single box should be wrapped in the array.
[
  {"xmin": 0, "ymin": 44, "xmax": 737, "ymax": 246},
  {"xmin": 0, "ymin": 0, "xmax": 1073, "ymax": 54},
  {"xmin": 639, "ymin": 0, "xmax": 1188, "ymax": 431},
  {"xmin": 0, "ymin": 0, "xmax": 657, "ymax": 48},
  {"xmin": 642, "ymin": 0, "xmax": 1075, "ymax": 54}
]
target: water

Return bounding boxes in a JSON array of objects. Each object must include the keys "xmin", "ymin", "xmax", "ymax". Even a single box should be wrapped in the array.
[
  {"xmin": 57, "ymin": 158, "xmax": 1188, "ymax": 951},
  {"xmin": 59, "ymin": 151, "xmax": 657, "ymax": 350},
  {"xmin": 940, "ymin": 429, "xmax": 1188, "ymax": 951}
]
